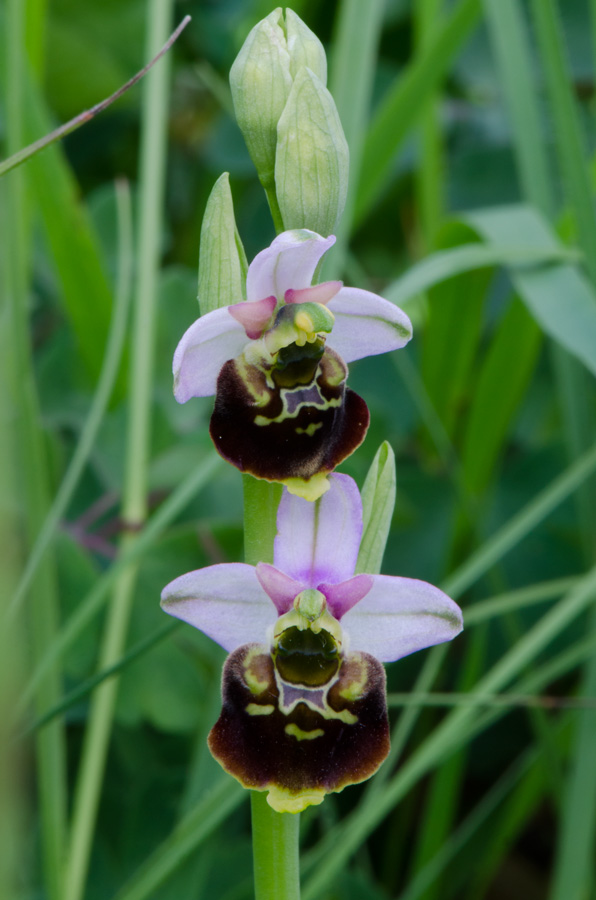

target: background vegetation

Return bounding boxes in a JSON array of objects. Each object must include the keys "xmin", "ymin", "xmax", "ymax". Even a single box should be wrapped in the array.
[{"xmin": 3, "ymin": 0, "xmax": 596, "ymax": 898}]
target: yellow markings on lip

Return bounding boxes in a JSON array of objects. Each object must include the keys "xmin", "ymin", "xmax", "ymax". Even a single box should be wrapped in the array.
[
  {"xmin": 295, "ymin": 422, "xmax": 323, "ymax": 436},
  {"xmin": 284, "ymin": 723, "xmax": 324, "ymax": 741},
  {"xmin": 321, "ymin": 706, "xmax": 358, "ymax": 725},
  {"xmin": 253, "ymin": 394, "xmax": 340, "ymax": 428},
  {"xmin": 338, "ymin": 658, "xmax": 368, "ymax": 702},
  {"xmin": 246, "ymin": 703, "xmax": 275, "ymax": 716},
  {"xmin": 243, "ymin": 647, "xmax": 270, "ymax": 695}
]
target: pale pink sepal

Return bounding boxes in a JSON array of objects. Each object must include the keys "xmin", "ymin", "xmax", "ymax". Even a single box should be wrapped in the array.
[
  {"xmin": 173, "ymin": 308, "xmax": 248, "ymax": 401},
  {"xmin": 341, "ymin": 575, "xmax": 464, "ymax": 662},
  {"xmin": 319, "ymin": 574, "xmax": 374, "ymax": 619},
  {"xmin": 246, "ymin": 230, "xmax": 335, "ymax": 302},
  {"xmin": 284, "ymin": 281, "xmax": 343, "ymax": 306},
  {"xmin": 255, "ymin": 563, "xmax": 305, "ymax": 614},
  {"xmin": 228, "ymin": 295, "xmax": 277, "ymax": 338},
  {"xmin": 160, "ymin": 563, "xmax": 274, "ymax": 652},
  {"xmin": 328, "ymin": 287, "xmax": 413, "ymax": 363}
]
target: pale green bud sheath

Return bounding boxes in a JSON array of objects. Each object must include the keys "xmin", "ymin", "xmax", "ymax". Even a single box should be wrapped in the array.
[
  {"xmin": 275, "ymin": 67, "xmax": 349, "ymax": 237},
  {"xmin": 285, "ymin": 9, "xmax": 327, "ymax": 82},
  {"xmin": 198, "ymin": 172, "xmax": 248, "ymax": 315},
  {"xmin": 230, "ymin": 9, "xmax": 292, "ymax": 194}
]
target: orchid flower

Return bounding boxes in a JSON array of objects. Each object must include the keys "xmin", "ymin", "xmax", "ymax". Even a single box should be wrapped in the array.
[
  {"xmin": 161, "ymin": 474, "xmax": 463, "ymax": 814},
  {"xmin": 173, "ymin": 229, "xmax": 412, "ymax": 501}
]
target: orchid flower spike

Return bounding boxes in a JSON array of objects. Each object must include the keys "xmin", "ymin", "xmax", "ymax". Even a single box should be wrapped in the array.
[
  {"xmin": 173, "ymin": 229, "xmax": 412, "ymax": 501},
  {"xmin": 161, "ymin": 474, "xmax": 463, "ymax": 813}
]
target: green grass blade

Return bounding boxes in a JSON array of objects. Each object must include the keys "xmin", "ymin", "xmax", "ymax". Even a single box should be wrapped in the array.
[
  {"xmin": 19, "ymin": 453, "xmax": 222, "ymax": 713},
  {"xmin": 20, "ymin": 622, "xmax": 179, "ymax": 738},
  {"xmin": 550, "ymin": 658, "xmax": 596, "ymax": 900},
  {"xmin": 466, "ymin": 205, "xmax": 596, "ymax": 378},
  {"xmin": 64, "ymin": 5, "xmax": 175, "ymax": 895},
  {"xmin": 532, "ymin": 0, "xmax": 596, "ymax": 286},
  {"xmin": 483, "ymin": 0, "xmax": 554, "ymax": 215},
  {"xmin": 460, "ymin": 297, "xmax": 541, "ymax": 495},
  {"xmin": 353, "ymin": 0, "xmax": 481, "ymax": 227},
  {"xmin": 443, "ymin": 442, "xmax": 596, "ymax": 599},
  {"xmin": 528, "ymin": 9, "xmax": 596, "ymax": 897},
  {"xmin": 400, "ymin": 723, "xmax": 567, "ymax": 900},
  {"xmin": 8, "ymin": 179, "xmax": 133, "ymax": 622},
  {"xmin": 384, "ymin": 241, "xmax": 578, "ymax": 310},
  {"xmin": 464, "ymin": 577, "xmax": 578, "ymax": 626},
  {"xmin": 112, "ymin": 779, "xmax": 245, "ymax": 900},
  {"xmin": 17, "ymin": 69, "xmax": 121, "ymax": 382},
  {"xmin": 420, "ymin": 224, "xmax": 490, "ymax": 438},
  {"xmin": 324, "ymin": 0, "xmax": 385, "ymax": 279},
  {"xmin": 3, "ymin": 3, "xmax": 66, "ymax": 896},
  {"xmin": 414, "ymin": 0, "xmax": 445, "ymax": 249},
  {"xmin": 407, "ymin": 629, "xmax": 486, "ymax": 900},
  {"xmin": 0, "ymin": 17, "xmax": 190, "ymax": 180}
]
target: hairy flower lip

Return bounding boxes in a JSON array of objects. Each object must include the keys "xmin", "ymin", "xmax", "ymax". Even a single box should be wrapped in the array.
[
  {"xmin": 160, "ymin": 474, "xmax": 463, "ymax": 662},
  {"xmin": 173, "ymin": 229, "xmax": 413, "ymax": 402}
]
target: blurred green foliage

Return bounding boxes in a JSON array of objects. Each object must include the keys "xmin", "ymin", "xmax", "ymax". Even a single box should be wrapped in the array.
[{"xmin": 4, "ymin": 1, "xmax": 596, "ymax": 898}]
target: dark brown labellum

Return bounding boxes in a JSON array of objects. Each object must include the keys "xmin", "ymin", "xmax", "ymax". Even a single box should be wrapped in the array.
[
  {"xmin": 208, "ymin": 643, "xmax": 390, "ymax": 812},
  {"xmin": 209, "ymin": 346, "xmax": 369, "ymax": 486}
]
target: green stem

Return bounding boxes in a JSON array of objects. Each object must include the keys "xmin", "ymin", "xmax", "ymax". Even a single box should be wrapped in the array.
[
  {"xmin": 251, "ymin": 792, "xmax": 301, "ymax": 900},
  {"xmin": 242, "ymin": 475, "xmax": 300, "ymax": 898},
  {"xmin": 264, "ymin": 183, "xmax": 285, "ymax": 234},
  {"xmin": 243, "ymin": 475, "xmax": 282, "ymax": 566}
]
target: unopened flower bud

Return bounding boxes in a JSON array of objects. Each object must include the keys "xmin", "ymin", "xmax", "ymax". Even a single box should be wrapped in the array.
[
  {"xmin": 197, "ymin": 173, "xmax": 247, "ymax": 316},
  {"xmin": 275, "ymin": 68, "xmax": 349, "ymax": 237},
  {"xmin": 285, "ymin": 8, "xmax": 327, "ymax": 81},
  {"xmin": 230, "ymin": 8, "xmax": 327, "ymax": 192}
]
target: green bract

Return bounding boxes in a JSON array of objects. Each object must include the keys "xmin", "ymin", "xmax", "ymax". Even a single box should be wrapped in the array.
[{"xmin": 197, "ymin": 173, "xmax": 248, "ymax": 316}]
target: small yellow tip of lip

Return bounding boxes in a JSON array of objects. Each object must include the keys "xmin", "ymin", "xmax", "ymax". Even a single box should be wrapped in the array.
[
  {"xmin": 283, "ymin": 473, "xmax": 330, "ymax": 502},
  {"xmin": 265, "ymin": 785, "xmax": 327, "ymax": 814}
]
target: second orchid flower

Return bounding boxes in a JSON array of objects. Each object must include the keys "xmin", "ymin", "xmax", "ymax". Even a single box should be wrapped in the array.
[{"xmin": 161, "ymin": 474, "xmax": 463, "ymax": 813}]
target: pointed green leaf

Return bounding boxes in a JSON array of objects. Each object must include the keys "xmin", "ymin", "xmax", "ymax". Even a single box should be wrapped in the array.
[
  {"xmin": 356, "ymin": 441, "xmax": 396, "ymax": 576},
  {"xmin": 197, "ymin": 172, "xmax": 247, "ymax": 316}
]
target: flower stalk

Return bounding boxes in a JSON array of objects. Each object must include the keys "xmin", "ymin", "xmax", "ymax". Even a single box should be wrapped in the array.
[
  {"xmin": 244, "ymin": 475, "xmax": 300, "ymax": 899},
  {"xmin": 251, "ymin": 791, "xmax": 301, "ymax": 900}
]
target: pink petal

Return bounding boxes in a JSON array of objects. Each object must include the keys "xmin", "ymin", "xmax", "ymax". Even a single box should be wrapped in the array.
[
  {"xmin": 318, "ymin": 573, "xmax": 374, "ymax": 618},
  {"xmin": 284, "ymin": 281, "xmax": 342, "ymax": 306},
  {"xmin": 228, "ymin": 295, "xmax": 277, "ymax": 339},
  {"xmin": 246, "ymin": 230, "xmax": 335, "ymax": 302},
  {"xmin": 173, "ymin": 308, "xmax": 248, "ymax": 401},
  {"xmin": 255, "ymin": 563, "xmax": 305, "ymax": 614},
  {"xmin": 160, "ymin": 564, "xmax": 276, "ymax": 652},
  {"xmin": 341, "ymin": 575, "xmax": 463, "ymax": 662},
  {"xmin": 328, "ymin": 287, "xmax": 413, "ymax": 363},
  {"xmin": 274, "ymin": 473, "xmax": 362, "ymax": 587}
]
